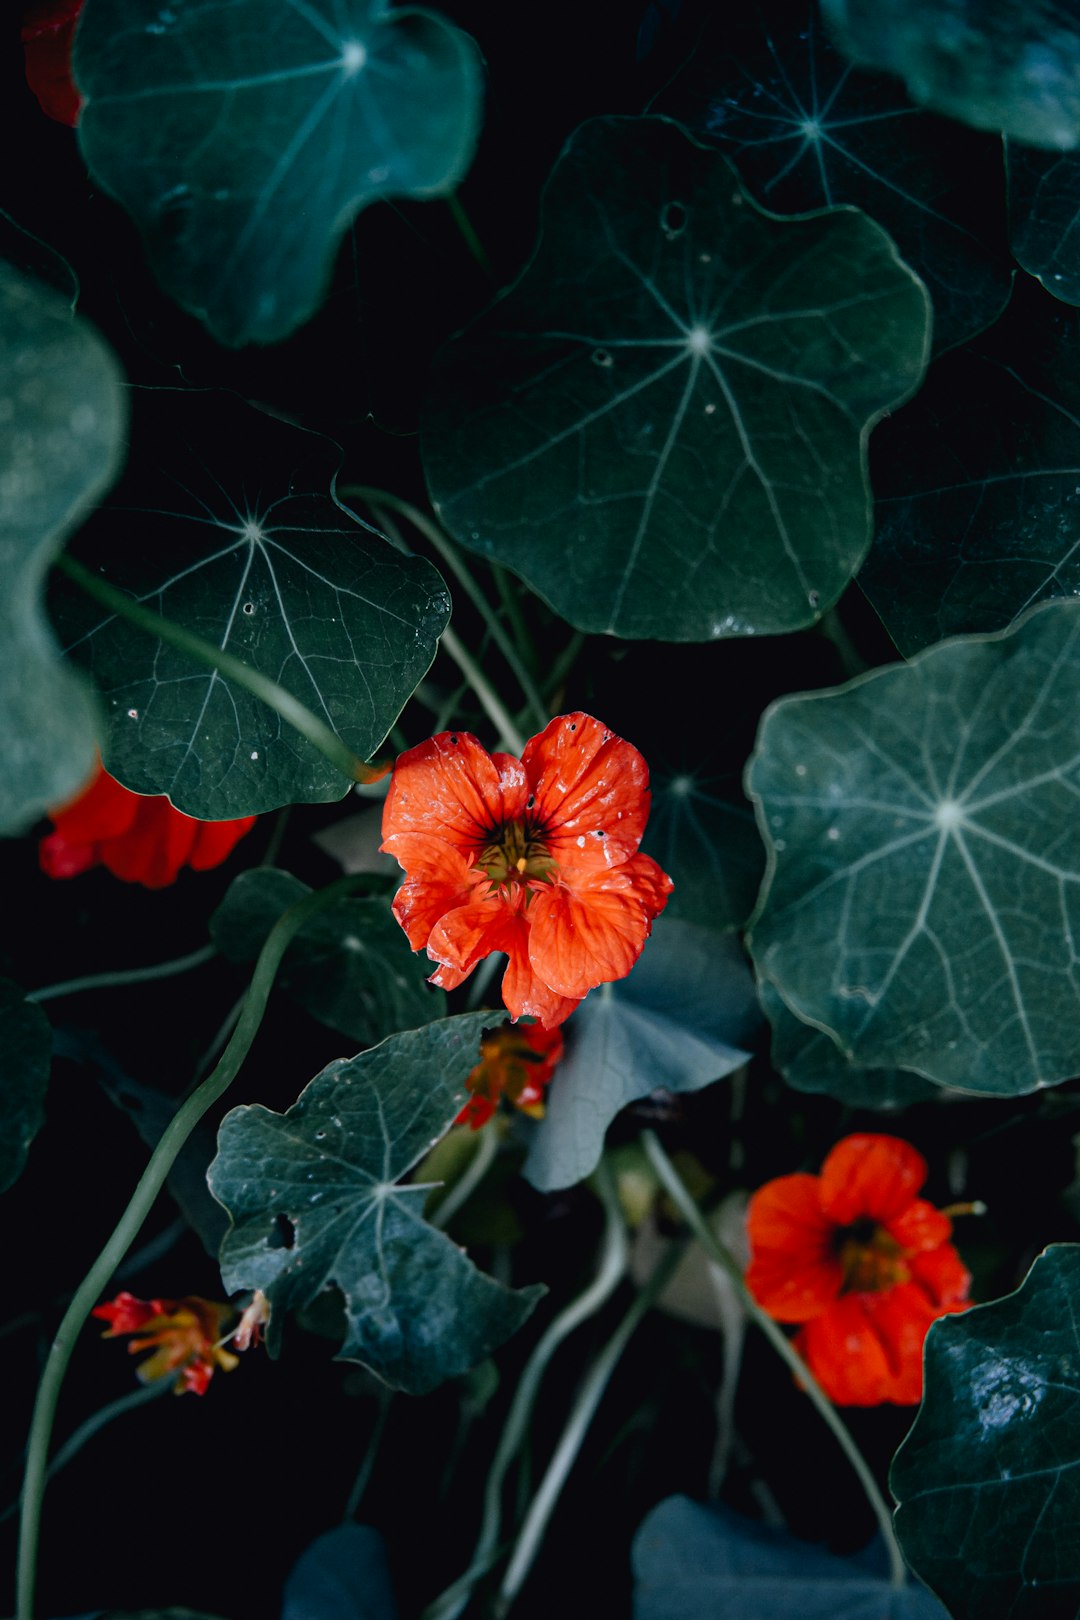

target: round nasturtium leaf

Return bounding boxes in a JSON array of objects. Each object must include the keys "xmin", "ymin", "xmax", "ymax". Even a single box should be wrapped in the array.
[
  {"xmin": 821, "ymin": 0, "xmax": 1080, "ymax": 151},
  {"xmin": 0, "ymin": 263, "xmax": 123, "ymax": 833},
  {"xmin": 759, "ymin": 981, "xmax": 939, "ymax": 1109},
  {"xmin": 891, "ymin": 1244, "xmax": 1080, "ymax": 1620},
  {"xmin": 74, "ymin": 0, "xmax": 483, "ymax": 347},
  {"xmin": 51, "ymin": 392, "xmax": 450, "ymax": 820},
  {"xmin": 422, "ymin": 115, "xmax": 930, "ymax": 642},
  {"xmin": 748, "ymin": 597, "xmax": 1080, "ymax": 1095},
  {"xmin": 653, "ymin": 0, "xmax": 1010, "ymax": 354}
]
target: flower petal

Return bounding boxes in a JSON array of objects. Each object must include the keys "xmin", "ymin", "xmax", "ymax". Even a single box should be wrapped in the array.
[
  {"xmin": 818, "ymin": 1133, "xmax": 928, "ymax": 1226},
  {"xmin": 522, "ymin": 712, "xmax": 651, "ymax": 870},
  {"xmin": 426, "ymin": 893, "xmax": 522, "ymax": 979},
  {"xmin": 190, "ymin": 815, "xmax": 257, "ymax": 870},
  {"xmin": 910, "ymin": 1244, "xmax": 973, "ymax": 1309},
  {"xmin": 389, "ymin": 837, "xmax": 481, "ymax": 950},
  {"xmin": 619, "ymin": 852, "xmax": 674, "ymax": 919},
  {"xmin": 381, "ymin": 731, "xmax": 528, "ymax": 856},
  {"xmin": 797, "ymin": 1294, "xmax": 900, "ymax": 1406},
  {"xmin": 101, "ymin": 798, "xmax": 199, "ymax": 887},
  {"xmin": 527, "ymin": 869, "xmax": 654, "ymax": 999},
  {"xmin": 745, "ymin": 1175, "xmax": 841, "ymax": 1322},
  {"xmin": 886, "ymin": 1197, "xmax": 954, "ymax": 1255},
  {"xmin": 47, "ymin": 764, "xmax": 139, "ymax": 843}
]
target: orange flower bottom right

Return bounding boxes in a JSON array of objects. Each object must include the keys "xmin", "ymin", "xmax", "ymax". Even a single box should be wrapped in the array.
[{"xmin": 745, "ymin": 1133, "xmax": 972, "ymax": 1406}]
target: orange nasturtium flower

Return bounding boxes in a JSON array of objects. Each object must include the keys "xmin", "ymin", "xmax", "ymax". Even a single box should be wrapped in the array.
[
  {"xmin": 381, "ymin": 713, "xmax": 672, "ymax": 1028},
  {"xmin": 745, "ymin": 1134, "xmax": 972, "ymax": 1406},
  {"xmin": 40, "ymin": 761, "xmax": 256, "ymax": 888},
  {"xmin": 458, "ymin": 1021, "xmax": 565, "ymax": 1129},
  {"xmin": 92, "ymin": 1292, "xmax": 240, "ymax": 1396}
]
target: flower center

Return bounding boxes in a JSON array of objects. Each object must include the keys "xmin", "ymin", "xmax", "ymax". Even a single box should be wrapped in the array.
[
  {"xmin": 836, "ymin": 1217, "xmax": 912, "ymax": 1294},
  {"xmin": 477, "ymin": 819, "xmax": 556, "ymax": 891}
]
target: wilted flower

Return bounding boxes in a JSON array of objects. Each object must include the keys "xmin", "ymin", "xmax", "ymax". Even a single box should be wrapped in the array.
[
  {"xmin": 92, "ymin": 1291, "xmax": 240, "ymax": 1396},
  {"xmin": 458, "ymin": 1021, "xmax": 565, "ymax": 1128}
]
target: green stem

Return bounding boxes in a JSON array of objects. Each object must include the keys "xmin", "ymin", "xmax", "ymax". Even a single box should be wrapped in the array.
[
  {"xmin": 343, "ymin": 1391, "xmax": 394, "ymax": 1523},
  {"xmin": 445, "ymin": 193, "xmax": 494, "ymax": 278},
  {"xmin": 344, "ymin": 490, "xmax": 548, "ymax": 733},
  {"xmin": 542, "ymin": 631, "xmax": 586, "ymax": 705},
  {"xmin": 494, "ymin": 1236, "xmax": 683, "ymax": 1616},
  {"xmin": 421, "ymin": 1158, "xmax": 629, "ymax": 1620},
  {"xmin": 817, "ymin": 607, "xmax": 868, "ymax": 680},
  {"xmin": 491, "ymin": 565, "xmax": 538, "ymax": 680},
  {"xmin": 15, "ymin": 875, "xmax": 366, "ymax": 1620},
  {"xmin": 55, "ymin": 553, "xmax": 383, "ymax": 785},
  {"xmin": 27, "ymin": 942, "xmax": 216, "ymax": 1004},
  {"xmin": 640, "ymin": 1131, "xmax": 908, "ymax": 1589},
  {"xmin": 441, "ymin": 627, "xmax": 527, "ymax": 755},
  {"xmin": 429, "ymin": 1124, "xmax": 499, "ymax": 1232}
]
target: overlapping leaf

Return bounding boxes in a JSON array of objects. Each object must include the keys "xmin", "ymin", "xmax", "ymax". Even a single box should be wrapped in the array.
[
  {"xmin": 892, "ymin": 1244, "xmax": 1080, "ymax": 1620},
  {"xmin": 524, "ymin": 920, "xmax": 760, "ymax": 1192},
  {"xmin": 282, "ymin": 1525, "xmax": 397, "ymax": 1620},
  {"xmin": 748, "ymin": 598, "xmax": 1080, "ymax": 1094},
  {"xmin": 633, "ymin": 1496, "xmax": 949, "ymax": 1619},
  {"xmin": 0, "ymin": 981, "xmax": 52, "ymax": 1194},
  {"xmin": 760, "ymin": 981, "xmax": 938, "ymax": 1107},
  {"xmin": 51, "ymin": 392, "xmax": 450, "ymax": 819},
  {"xmin": 861, "ymin": 281, "xmax": 1080, "ymax": 655},
  {"xmin": 1007, "ymin": 143, "xmax": 1080, "ymax": 304},
  {"xmin": 209, "ymin": 1013, "xmax": 543, "ymax": 1394},
  {"xmin": 0, "ymin": 264, "xmax": 123, "ymax": 832},
  {"xmin": 210, "ymin": 868, "xmax": 442, "ymax": 1046},
  {"xmin": 821, "ymin": 0, "xmax": 1080, "ymax": 149},
  {"xmin": 423, "ymin": 115, "xmax": 930, "ymax": 641},
  {"xmin": 653, "ymin": 0, "xmax": 1010, "ymax": 352},
  {"xmin": 75, "ymin": 0, "xmax": 483, "ymax": 346}
]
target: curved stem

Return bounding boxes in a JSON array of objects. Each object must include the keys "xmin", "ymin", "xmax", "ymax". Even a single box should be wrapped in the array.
[
  {"xmin": 344, "ymin": 490, "xmax": 547, "ymax": 735},
  {"xmin": 441, "ymin": 627, "xmax": 526, "ymax": 756},
  {"xmin": 429, "ymin": 1124, "xmax": 499, "ymax": 1232},
  {"xmin": 343, "ymin": 1391, "xmax": 394, "ymax": 1523},
  {"xmin": 55, "ymin": 553, "xmax": 385, "ymax": 786},
  {"xmin": 27, "ymin": 943, "xmax": 216, "ymax": 1004},
  {"xmin": 494, "ymin": 1237, "xmax": 683, "ymax": 1616},
  {"xmin": 421, "ymin": 1158, "xmax": 629, "ymax": 1620},
  {"xmin": 446, "ymin": 193, "xmax": 494, "ymax": 278},
  {"xmin": 640, "ymin": 1131, "xmax": 908, "ymax": 1589},
  {"xmin": 16, "ymin": 875, "xmax": 366, "ymax": 1620}
]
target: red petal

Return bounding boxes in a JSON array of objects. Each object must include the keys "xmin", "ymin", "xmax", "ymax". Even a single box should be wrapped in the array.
[
  {"xmin": 426, "ymin": 893, "xmax": 522, "ymax": 980},
  {"xmin": 818, "ymin": 1134, "xmax": 928, "ymax": 1226},
  {"xmin": 21, "ymin": 0, "xmax": 83, "ymax": 127},
  {"xmin": 100, "ymin": 798, "xmax": 198, "ymax": 887},
  {"xmin": 909, "ymin": 1244, "xmax": 972, "ymax": 1309},
  {"xmin": 522, "ymin": 713, "xmax": 651, "ymax": 871},
  {"xmin": 38, "ymin": 829, "xmax": 99, "ymax": 879},
  {"xmin": 382, "ymin": 731, "xmax": 528, "ymax": 856},
  {"xmin": 46, "ymin": 764, "xmax": 139, "ymax": 843},
  {"xmin": 797, "ymin": 1295, "xmax": 898, "ymax": 1406},
  {"xmin": 618, "ymin": 852, "xmax": 674, "ymax": 920},
  {"xmin": 189, "ymin": 816, "xmax": 257, "ymax": 870},
  {"xmin": 745, "ymin": 1175, "xmax": 841, "ymax": 1322},
  {"xmin": 886, "ymin": 1198, "xmax": 954, "ymax": 1255},
  {"xmin": 526, "ymin": 869, "xmax": 655, "ymax": 999},
  {"xmin": 92, "ymin": 1291, "xmax": 173, "ymax": 1334},
  {"xmin": 500, "ymin": 939, "xmax": 582, "ymax": 1026}
]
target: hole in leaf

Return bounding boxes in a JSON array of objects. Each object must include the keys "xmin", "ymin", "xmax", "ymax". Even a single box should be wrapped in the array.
[
  {"xmin": 269, "ymin": 1214, "xmax": 296, "ymax": 1250},
  {"xmin": 660, "ymin": 200, "xmax": 687, "ymax": 238},
  {"xmin": 591, "ymin": 347, "xmax": 613, "ymax": 367}
]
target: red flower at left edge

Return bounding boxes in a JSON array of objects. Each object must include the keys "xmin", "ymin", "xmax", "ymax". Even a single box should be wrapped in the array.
[
  {"xmin": 21, "ymin": 0, "xmax": 84, "ymax": 127},
  {"xmin": 40, "ymin": 761, "xmax": 257, "ymax": 889},
  {"xmin": 381, "ymin": 713, "xmax": 673, "ymax": 1028},
  {"xmin": 92, "ymin": 1292, "xmax": 239, "ymax": 1396}
]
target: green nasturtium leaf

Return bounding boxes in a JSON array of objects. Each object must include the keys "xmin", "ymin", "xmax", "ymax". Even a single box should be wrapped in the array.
[
  {"xmin": 748, "ymin": 599, "xmax": 1080, "ymax": 1095},
  {"xmin": 283, "ymin": 1525, "xmax": 398, "ymax": 1620},
  {"xmin": 0, "ymin": 264, "xmax": 123, "ymax": 833},
  {"xmin": 210, "ymin": 868, "xmax": 443, "ymax": 1046},
  {"xmin": 1007, "ymin": 141, "xmax": 1080, "ymax": 305},
  {"xmin": 860, "ymin": 281, "xmax": 1080, "ymax": 656},
  {"xmin": 422, "ymin": 115, "xmax": 930, "ymax": 642},
  {"xmin": 892, "ymin": 1244, "xmax": 1080, "ymax": 1620},
  {"xmin": 209, "ymin": 1013, "xmax": 543, "ymax": 1394},
  {"xmin": 51, "ymin": 393, "xmax": 450, "ymax": 819},
  {"xmin": 74, "ymin": 0, "xmax": 483, "ymax": 346},
  {"xmin": 653, "ymin": 0, "xmax": 1010, "ymax": 354},
  {"xmin": 0, "ymin": 980, "xmax": 52, "ymax": 1194},
  {"xmin": 644, "ymin": 759, "xmax": 764, "ymax": 934},
  {"xmin": 524, "ymin": 920, "xmax": 760, "ymax": 1192},
  {"xmin": 820, "ymin": 0, "xmax": 1080, "ymax": 150},
  {"xmin": 632, "ymin": 1496, "xmax": 949, "ymax": 1619},
  {"xmin": 759, "ymin": 981, "xmax": 938, "ymax": 1108}
]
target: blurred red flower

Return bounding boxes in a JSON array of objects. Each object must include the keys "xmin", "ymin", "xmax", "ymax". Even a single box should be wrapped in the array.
[
  {"xmin": 458, "ymin": 1021, "xmax": 565, "ymax": 1128},
  {"xmin": 21, "ymin": 0, "xmax": 83, "ymax": 127},
  {"xmin": 745, "ymin": 1133, "xmax": 972, "ymax": 1406},
  {"xmin": 92, "ymin": 1292, "xmax": 239, "ymax": 1396},
  {"xmin": 40, "ymin": 762, "xmax": 256, "ymax": 888},
  {"xmin": 381, "ymin": 713, "xmax": 672, "ymax": 1027}
]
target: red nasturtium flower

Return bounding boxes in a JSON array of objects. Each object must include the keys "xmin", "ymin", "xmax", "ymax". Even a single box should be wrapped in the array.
[
  {"xmin": 40, "ymin": 761, "xmax": 257, "ymax": 888},
  {"xmin": 458, "ymin": 1021, "xmax": 565, "ymax": 1129},
  {"xmin": 21, "ymin": 0, "xmax": 84, "ymax": 127},
  {"xmin": 745, "ymin": 1134, "xmax": 972, "ymax": 1406},
  {"xmin": 92, "ymin": 1292, "xmax": 239, "ymax": 1396},
  {"xmin": 381, "ymin": 713, "xmax": 673, "ymax": 1028}
]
